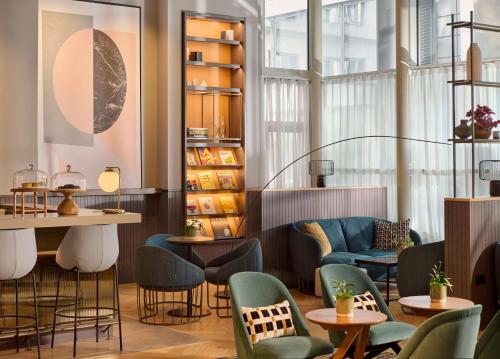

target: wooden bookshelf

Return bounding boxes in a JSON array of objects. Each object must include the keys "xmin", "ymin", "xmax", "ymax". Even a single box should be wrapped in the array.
[{"xmin": 182, "ymin": 12, "xmax": 246, "ymax": 240}]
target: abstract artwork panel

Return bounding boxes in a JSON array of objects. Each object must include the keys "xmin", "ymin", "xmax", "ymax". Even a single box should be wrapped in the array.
[{"xmin": 40, "ymin": 0, "xmax": 141, "ymax": 188}]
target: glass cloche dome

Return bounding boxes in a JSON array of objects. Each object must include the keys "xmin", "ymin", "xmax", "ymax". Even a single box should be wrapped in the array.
[
  {"xmin": 13, "ymin": 164, "xmax": 49, "ymax": 189},
  {"xmin": 51, "ymin": 165, "xmax": 86, "ymax": 191}
]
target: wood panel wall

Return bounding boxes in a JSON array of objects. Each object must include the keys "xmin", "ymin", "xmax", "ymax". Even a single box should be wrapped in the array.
[
  {"xmin": 247, "ymin": 187, "xmax": 388, "ymax": 286},
  {"xmin": 445, "ymin": 197, "xmax": 500, "ymax": 325}
]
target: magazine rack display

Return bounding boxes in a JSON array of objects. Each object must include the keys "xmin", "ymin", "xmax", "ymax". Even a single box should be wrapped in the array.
[{"xmin": 182, "ymin": 11, "xmax": 246, "ymax": 239}]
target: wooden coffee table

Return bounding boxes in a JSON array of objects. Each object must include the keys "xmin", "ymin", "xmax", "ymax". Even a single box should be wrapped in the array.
[
  {"xmin": 398, "ymin": 295, "xmax": 475, "ymax": 316},
  {"xmin": 355, "ymin": 256, "xmax": 398, "ymax": 303},
  {"xmin": 306, "ymin": 308, "xmax": 387, "ymax": 359}
]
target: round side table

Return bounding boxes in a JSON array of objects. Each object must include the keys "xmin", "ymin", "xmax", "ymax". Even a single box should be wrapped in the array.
[
  {"xmin": 398, "ymin": 295, "xmax": 475, "ymax": 316},
  {"xmin": 306, "ymin": 308, "xmax": 387, "ymax": 359}
]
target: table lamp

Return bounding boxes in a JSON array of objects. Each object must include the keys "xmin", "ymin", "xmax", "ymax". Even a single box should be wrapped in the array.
[
  {"xmin": 479, "ymin": 160, "xmax": 500, "ymax": 196},
  {"xmin": 309, "ymin": 160, "xmax": 335, "ymax": 187},
  {"xmin": 98, "ymin": 167, "xmax": 125, "ymax": 214}
]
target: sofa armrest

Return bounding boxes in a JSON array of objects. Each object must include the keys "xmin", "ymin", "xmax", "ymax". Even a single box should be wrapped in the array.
[
  {"xmin": 410, "ymin": 229, "xmax": 422, "ymax": 246},
  {"xmin": 289, "ymin": 225, "xmax": 323, "ymax": 283}
]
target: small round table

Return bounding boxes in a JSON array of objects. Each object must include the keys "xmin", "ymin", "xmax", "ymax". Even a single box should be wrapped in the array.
[
  {"xmin": 166, "ymin": 236, "xmax": 214, "ymax": 317},
  {"xmin": 306, "ymin": 308, "xmax": 387, "ymax": 359},
  {"xmin": 398, "ymin": 296, "xmax": 475, "ymax": 316}
]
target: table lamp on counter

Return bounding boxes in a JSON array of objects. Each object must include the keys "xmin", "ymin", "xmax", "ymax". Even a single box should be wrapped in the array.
[{"xmin": 98, "ymin": 167, "xmax": 125, "ymax": 214}]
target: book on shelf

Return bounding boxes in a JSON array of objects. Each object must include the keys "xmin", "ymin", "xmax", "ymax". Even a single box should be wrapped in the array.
[
  {"xmin": 198, "ymin": 171, "xmax": 217, "ymax": 190},
  {"xmin": 198, "ymin": 197, "xmax": 216, "ymax": 214},
  {"xmin": 217, "ymin": 172, "xmax": 238, "ymax": 190},
  {"xmin": 197, "ymin": 147, "xmax": 218, "ymax": 165},
  {"xmin": 219, "ymin": 196, "xmax": 238, "ymax": 213},
  {"xmin": 210, "ymin": 218, "xmax": 233, "ymax": 239},
  {"xmin": 218, "ymin": 149, "xmax": 237, "ymax": 166},
  {"xmin": 186, "ymin": 174, "xmax": 199, "ymax": 191},
  {"xmin": 186, "ymin": 148, "xmax": 198, "ymax": 166},
  {"xmin": 186, "ymin": 199, "xmax": 199, "ymax": 215},
  {"xmin": 187, "ymin": 127, "xmax": 208, "ymax": 138}
]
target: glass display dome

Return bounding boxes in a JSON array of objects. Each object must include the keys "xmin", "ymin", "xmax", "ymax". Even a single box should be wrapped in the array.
[
  {"xmin": 13, "ymin": 164, "xmax": 49, "ymax": 189},
  {"xmin": 51, "ymin": 165, "xmax": 86, "ymax": 191}
]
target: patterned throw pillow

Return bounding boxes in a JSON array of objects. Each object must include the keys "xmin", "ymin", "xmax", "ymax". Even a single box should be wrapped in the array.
[
  {"xmin": 353, "ymin": 291, "xmax": 380, "ymax": 312},
  {"xmin": 241, "ymin": 300, "xmax": 296, "ymax": 345},
  {"xmin": 374, "ymin": 219, "xmax": 410, "ymax": 249}
]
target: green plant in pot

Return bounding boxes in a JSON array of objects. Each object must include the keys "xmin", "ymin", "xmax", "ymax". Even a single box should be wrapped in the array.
[
  {"xmin": 185, "ymin": 219, "xmax": 203, "ymax": 237},
  {"xmin": 429, "ymin": 261, "xmax": 453, "ymax": 303},
  {"xmin": 395, "ymin": 236, "xmax": 414, "ymax": 257},
  {"xmin": 333, "ymin": 280, "xmax": 355, "ymax": 317}
]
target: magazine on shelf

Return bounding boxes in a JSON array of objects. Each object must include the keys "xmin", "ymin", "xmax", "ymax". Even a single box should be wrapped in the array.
[
  {"xmin": 217, "ymin": 173, "xmax": 238, "ymax": 189},
  {"xmin": 210, "ymin": 218, "xmax": 233, "ymax": 239},
  {"xmin": 186, "ymin": 174, "xmax": 199, "ymax": 191},
  {"xmin": 218, "ymin": 149, "xmax": 237, "ymax": 166},
  {"xmin": 197, "ymin": 147, "xmax": 218, "ymax": 165},
  {"xmin": 219, "ymin": 196, "xmax": 238, "ymax": 213},
  {"xmin": 198, "ymin": 171, "xmax": 217, "ymax": 190},
  {"xmin": 186, "ymin": 148, "xmax": 198, "ymax": 166},
  {"xmin": 186, "ymin": 199, "xmax": 199, "ymax": 215},
  {"xmin": 198, "ymin": 197, "xmax": 216, "ymax": 214}
]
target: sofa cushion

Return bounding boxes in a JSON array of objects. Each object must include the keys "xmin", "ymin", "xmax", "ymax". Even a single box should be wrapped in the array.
[
  {"xmin": 357, "ymin": 249, "xmax": 396, "ymax": 257},
  {"xmin": 252, "ymin": 336, "xmax": 333, "ymax": 359},
  {"xmin": 321, "ymin": 252, "xmax": 372, "ymax": 266},
  {"xmin": 303, "ymin": 222, "xmax": 332, "ymax": 256},
  {"xmin": 295, "ymin": 219, "xmax": 348, "ymax": 252},
  {"xmin": 367, "ymin": 321, "xmax": 416, "ymax": 347},
  {"xmin": 339, "ymin": 217, "xmax": 376, "ymax": 253},
  {"xmin": 374, "ymin": 219, "xmax": 410, "ymax": 249}
]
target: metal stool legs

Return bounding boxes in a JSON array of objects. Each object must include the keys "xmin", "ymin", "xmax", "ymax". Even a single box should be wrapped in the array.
[
  {"xmin": 206, "ymin": 282, "xmax": 231, "ymax": 318},
  {"xmin": 31, "ymin": 272, "xmax": 41, "ymax": 359}
]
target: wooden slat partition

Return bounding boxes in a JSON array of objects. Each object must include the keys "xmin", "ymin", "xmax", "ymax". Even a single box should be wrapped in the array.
[
  {"xmin": 445, "ymin": 197, "xmax": 500, "ymax": 325},
  {"xmin": 247, "ymin": 187, "xmax": 388, "ymax": 286}
]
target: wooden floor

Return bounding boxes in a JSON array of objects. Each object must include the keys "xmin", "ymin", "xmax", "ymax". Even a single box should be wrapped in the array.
[{"xmin": 2, "ymin": 283, "xmax": 426, "ymax": 359}]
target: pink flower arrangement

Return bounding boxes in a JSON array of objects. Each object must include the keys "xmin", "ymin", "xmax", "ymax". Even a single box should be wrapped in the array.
[{"xmin": 466, "ymin": 105, "xmax": 499, "ymax": 130}]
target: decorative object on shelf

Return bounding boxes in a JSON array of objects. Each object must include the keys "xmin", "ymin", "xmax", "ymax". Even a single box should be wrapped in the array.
[
  {"xmin": 429, "ymin": 261, "xmax": 453, "ymax": 303},
  {"xmin": 479, "ymin": 160, "xmax": 500, "ymax": 196},
  {"xmin": 395, "ymin": 236, "xmax": 415, "ymax": 257},
  {"xmin": 98, "ymin": 167, "xmax": 125, "ymax": 214},
  {"xmin": 198, "ymin": 197, "xmax": 216, "ymax": 214},
  {"xmin": 186, "ymin": 174, "xmax": 199, "ymax": 191},
  {"xmin": 51, "ymin": 165, "xmax": 86, "ymax": 215},
  {"xmin": 186, "ymin": 148, "xmax": 199, "ymax": 166},
  {"xmin": 11, "ymin": 164, "xmax": 50, "ymax": 218},
  {"xmin": 217, "ymin": 116, "xmax": 226, "ymax": 138},
  {"xmin": 221, "ymin": 29, "xmax": 234, "ymax": 40},
  {"xmin": 219, "ymin": 196, "xmax": 238, "ymax": 213},
  {"xmin": 218, "ymin": 149, "xmax": 237, "ymax": 165},
  {"xmin": 309, "ymin": 160, "xmax": 335, "ymax": 187},
  {"xmin": 187, "ymin": 127, "xmax": 208, "ymax": 139},
  {"xmin": 198, "ymin": 171, "xmax": 217, "ymax": 190},
  {"xmin": 454, "ymin": 119, "xmax": 472, "ymax": 139},
  {"xmin": 200, "ymin": 80, "xmax": 208, "ymax": 87},
  {"xmin": 217, "ymin": 172, "xmax": 238, "ymax": 189},
  {"xmin": 211, "ymin": 217, "xmax": 232, "ymax": 238},
  {"xmin": 186, "ymin": 199, "xmax": 199, "ymax": 215},
  {"xmin": 494, "ymin": 130, "xmax": 500, "ymax": 140},
  {"xmin": 466, "ymin": 42, "xmax": 482, "ymax": 81},
  {"xmin": 333, "ymin": 280, "xmax": 354, "ymax": 317},
  {"xmin": 197, "ymin": 147, "xmax": 218, "ymax": 165},
  {"xmin": 466, "ymin": 105, "xmax": 498, "ymax": 139},
  {"xmin": 186, "ymin": 47, "xmax": 190, "ymax": 58},
  {"xmin": 189, "ymin": 51, "xmax": 203, "ymax": 61},
  {"xmin": 192, "ymin": 78, "xmax": 199, "ymax": 86},
  {"xmin": 185, "ymin": 219, "xmax": 204, "ymax": 237}
]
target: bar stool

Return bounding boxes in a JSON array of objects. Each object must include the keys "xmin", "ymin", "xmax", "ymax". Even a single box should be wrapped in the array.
[
  {"xmin": 50, "ymin": 224, "xmax": 122, "ymax": 357},
  {"xmin": 0, "ymin": 228, "xmax": 41, "ymax": 358}
]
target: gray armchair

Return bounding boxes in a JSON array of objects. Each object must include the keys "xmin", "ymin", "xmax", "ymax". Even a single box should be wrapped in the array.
[
  {"xmin": 205, "ymin": 238, "xmax": 263, "ymax": 317},
  {"xmin": 135, "ymin": 246, "xmax": 205, "ymax": 325},
  {"xmin": 144, "ymin": 233, "xmax": 205, "ymax": 269},
  {"xmin": 397, "ymin": 241, "xmax": 444, "ymax": 297}
]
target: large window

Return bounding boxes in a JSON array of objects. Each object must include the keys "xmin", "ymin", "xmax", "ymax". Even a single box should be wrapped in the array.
[{"xmin": 264, "ymin": 0, "xmax": 308, "ymax": 70}]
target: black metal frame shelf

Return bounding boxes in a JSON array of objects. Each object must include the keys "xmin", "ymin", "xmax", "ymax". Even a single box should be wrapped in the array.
[
  {"xmin": 448, "ymin": 139, "xmax": 500, "ymax": 144},
  {"xmin": 446, "ymin": 21, "xmax": 500, "ymax": 33},
  {"xmin": 448, "ymin": 80, "xmax": 500, "ymax": 88},
  {"xmin": 186, "ymin": 60, "xmax": 241, "ymax": 70},
  {"xmin": 186, "ymin": 35, "xmax": 241, "ymax": 46}
]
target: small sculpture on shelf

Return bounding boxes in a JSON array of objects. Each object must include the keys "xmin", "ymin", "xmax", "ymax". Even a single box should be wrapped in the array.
[
  {"xmin": 11, "ymin": 164, "xmax": 49, "ymax": 217},
  {"xmin": 217, "ymin": 116, "xmax": 226, "ymax": 138},
  {"xmin": 466, "ymin": 105, "xmax": 498, "ymax": 139},
  {"xmin": 454, "ymin": 119, "xmax": 472, "ymax": 140},
  {"xmin": 51, "ymin": 165, "xmax": 86, "ymax": 215}
]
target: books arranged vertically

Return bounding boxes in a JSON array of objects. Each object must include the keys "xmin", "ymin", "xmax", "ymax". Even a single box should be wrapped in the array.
[{"xmin": 187, "ymin": 127, "xmax": 208, "ymax": 139}]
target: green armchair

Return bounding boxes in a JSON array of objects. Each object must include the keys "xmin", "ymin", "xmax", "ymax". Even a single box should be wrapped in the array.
[
  {"xmin": 474, "ymin": 309, "xmax": 500, "ymax": 359},
  {"xmin": 320, "ymin": 264, "xmax": 416, "ymax": 358},
  {"xmin": 228, "ymin": 272, "xmax": 333, "ymax": 359},
  {"xmin": 398, "ymin": 305, "xmax": 482, "ymax": 359}
]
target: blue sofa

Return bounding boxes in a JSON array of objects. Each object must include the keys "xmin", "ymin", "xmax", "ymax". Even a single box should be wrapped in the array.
[{"xmin": 290, "ymin": 217, "xmax": 422, "ymax": 291}]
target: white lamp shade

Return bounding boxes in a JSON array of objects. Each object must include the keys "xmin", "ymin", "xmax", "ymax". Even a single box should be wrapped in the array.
[{"xmin": 98, "ymin": 170, "xmax": 120, "ymax": 192}]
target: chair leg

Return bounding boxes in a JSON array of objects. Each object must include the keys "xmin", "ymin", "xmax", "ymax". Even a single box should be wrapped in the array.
[
  {"xmin": 31, "ymin": 272, "xmax": 41, "ymax": 359},
  {"xmin": 51, "ymin": 270, "xmax": 62, "ymax": 348},
  {"xmin": 96, "ymin": 271, "xmax": 99, "ymax": 343},
  {"xmin": 15, "ymin": 279, "xmax": 19, "ymax": 353},
  {"xmin": 73, "ymin": 269, "xmax": 80, "ymax": 358},
  {"xmin": 114, "ymin": 264, "xmax": 123, "ymax": 351}
]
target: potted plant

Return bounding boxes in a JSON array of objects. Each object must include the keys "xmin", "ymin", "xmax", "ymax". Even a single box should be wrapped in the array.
[
  {"xmin": 466, "ymin": 105, "xmax": 499, "ymax": 139},
  {"xmin": 185, "ymin": 219, "xmax": 203, "ymax": 237},
  {"xmin": 429, "ymin": 261, "xmax": 453, "ymax": 303},
  {"xmin": 395, "ymin": 236, "xmax": 414, "ymax": 257},
  {"xmin": 333, "ymin": 280, "xmax": 355, "ymax": 317}
]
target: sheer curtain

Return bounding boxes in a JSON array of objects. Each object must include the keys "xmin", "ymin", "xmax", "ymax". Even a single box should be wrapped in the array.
[
  {"xmin": 321, "ymin": 71, "xmax": 397, "ymax": 220},
  {"xmin": 263, "ymin": 77, "xmax": 310, "ymax": 188},
  {"xmin": 409, "ymin": 61, "xmax": 500, "ymax": 242}
]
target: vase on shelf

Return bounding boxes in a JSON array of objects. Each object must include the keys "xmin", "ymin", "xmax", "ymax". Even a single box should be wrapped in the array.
[
  {"xmin": 467, "ymin": 43, "xmax": 482, "ymax": 81},
  {"xmin": 218, "ymin": 116, "xmax": 226, "ymax": 138},
  {"xmin": 455, "ymin": 119, "xmax": 472, "ymax": 139},
  {"xmin": 474, "ymin": 125, "xmax": 491, "ymax": 139}
]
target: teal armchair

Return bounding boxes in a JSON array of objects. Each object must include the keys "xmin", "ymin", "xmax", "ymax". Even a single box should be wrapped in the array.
[
  {"xmin": 320, "ymin": 264, "xmax": 416, "ymax": 358},
  {"xmin": 398, "ymin": 305, "xmax": 482, "ymax": 359},
  {"xmin": 229, "ymin": 272, "xmax": 333, "ymax": 359},
  {"xmin": 474, "ymin": 309, "xmax": 500, "ymax": 359}
]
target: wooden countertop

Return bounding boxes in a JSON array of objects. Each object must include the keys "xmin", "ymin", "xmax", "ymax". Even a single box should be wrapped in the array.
[{"xmin": 0, "ymin": 208, "xmax": 141, "ymax": 229}]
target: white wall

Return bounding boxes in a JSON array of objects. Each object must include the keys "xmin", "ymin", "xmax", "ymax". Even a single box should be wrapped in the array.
[{"xmin": 166, "ymin": 0, "xmax": 262, "ymax": 189}]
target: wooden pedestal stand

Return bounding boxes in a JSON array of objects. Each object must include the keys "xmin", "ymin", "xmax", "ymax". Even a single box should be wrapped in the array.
[
  {"xmin": 11, "ymin": 188, "xmax": 49, "ymax": 217},
  {"xmin": 54, "ymin": 189, "xmax": 85, "ymax": 215}
]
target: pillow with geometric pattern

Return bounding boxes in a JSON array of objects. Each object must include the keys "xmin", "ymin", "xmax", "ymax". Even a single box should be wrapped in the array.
[
  {"xmin": 353, "ymin": 291, "xmax": 381, "ymax": 312},
  {"xmin": 374, "ymin": 219, "xmax": 410, "ymax": 249},
  {"xmin": 240, "ymin": 300, "xmax": 296, "ymax": 345}
]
